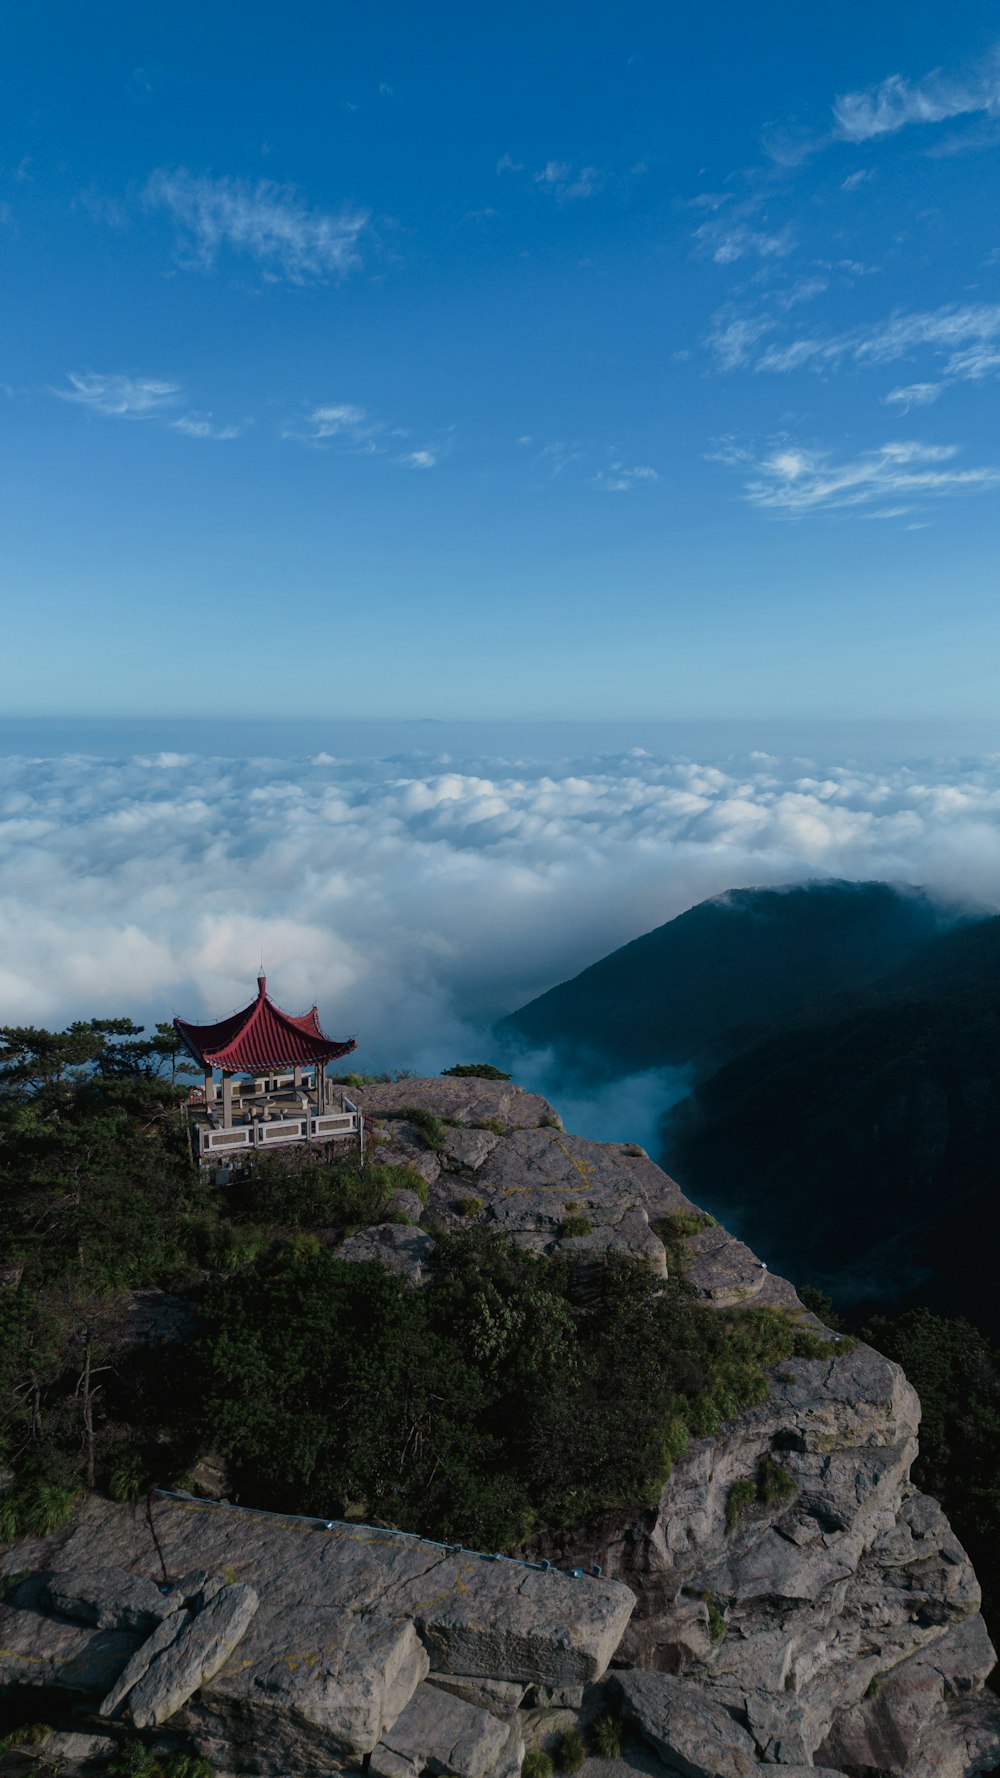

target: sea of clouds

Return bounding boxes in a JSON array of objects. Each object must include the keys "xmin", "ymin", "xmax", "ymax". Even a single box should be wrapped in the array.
[{"xmin": 3, "ymin": 740, "xmax": 1000, "ymax": 1143}]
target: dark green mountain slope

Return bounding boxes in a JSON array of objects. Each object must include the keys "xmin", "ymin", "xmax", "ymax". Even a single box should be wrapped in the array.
[
  {"xmin": 500, "ymin": 880, "xmax": 952, "ymax": 1077},
  {"xmin": 661, "ymin": 917, "xmax": 1000, "ymax": 1334}
]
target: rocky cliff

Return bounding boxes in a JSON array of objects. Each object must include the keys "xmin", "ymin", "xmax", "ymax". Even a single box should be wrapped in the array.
[{"xmin": 1, "ymin": 1074, "xmax": 998, "ymax": 1778}]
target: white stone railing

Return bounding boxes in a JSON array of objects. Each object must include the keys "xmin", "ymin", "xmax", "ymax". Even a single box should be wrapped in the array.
[{"xmin": 196, "ymin": 1098, "xmax": 361, "ymax": 1160}]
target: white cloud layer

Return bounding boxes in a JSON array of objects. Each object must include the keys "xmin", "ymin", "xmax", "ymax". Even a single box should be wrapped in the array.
[
  {"xmin": 3, "ymin": 745, "xmax": 1000, "ymax": 1077},
  {"xmin": 144, "ymin": 169, "xmax": 369, "ymax": 283}
]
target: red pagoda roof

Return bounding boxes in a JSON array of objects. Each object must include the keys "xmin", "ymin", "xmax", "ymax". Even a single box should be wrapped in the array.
[{"xmin": 174, "ymin": 976, "xmax": 357, "ymax": 1073}]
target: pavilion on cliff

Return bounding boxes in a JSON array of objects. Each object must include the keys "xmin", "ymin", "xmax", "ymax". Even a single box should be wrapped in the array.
[{"xmin": 174, "ymin": 973, "xmax": 361, "ymax": 1165}]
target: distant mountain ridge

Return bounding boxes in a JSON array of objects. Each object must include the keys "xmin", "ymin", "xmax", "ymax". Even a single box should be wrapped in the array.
[
  {"xmin": 499, "ymin": 879, "xmax": 962, "ymax": 1077},
  {"xmin": 500, "ymin": 879, "xmax": 1000, "ymax": 1332}
]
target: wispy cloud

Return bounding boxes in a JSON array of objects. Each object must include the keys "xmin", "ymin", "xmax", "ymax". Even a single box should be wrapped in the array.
[
  {"xmin": 594, "ymin": 462, "xmax": 658, "ymax": 493},
  {"xmin": 533, "ymin": 159, "xmax": 603, "ymax": 201},
  {"xmin": 711, "ymin": 300, "xmax": 1000, "ymax": 396},
  {"xmin": 171, "ymin": 414, "xmax": 245, "ymax": 441},
  {"xmin": 715, "ymin": 436, "xmax": 1000, "ymax": 516},
  {"xmin": 497, "ymin": 154, "xmax": 603, "ymax": 200},
  {"xmin": 55, "ymin": 372, "xmax": 244, "ymax": 441},
  {"xmin": 284, "ymin": 402, "xmax": 386, "ymax": 452},
  {"xmin": 285, "ymin": 400, "xmax": 438, "ymax": 468},
  {"xmin": 833, "ymin": 54, "xmax": 1000, "ymax": 143},
  {"xmin": 144, "ymin": 169, "xmax": 369, "ymax": 283},
  {"xmin": 759, "ymin": 45, "xmax": 1000, "ymax": 164},
  {"xmin": 694, "ymin": 218, "xmax": 794, "ymax": 264},
  {"xmin": 882, "ymin": 382, "xmax": 946, "ymax": 412},
  {"xmin": 55, "ymin": 372, "xmax": 180, "ymax": 418},
  {"xmin": 705, "ymin": 314, "xmax": 776, "ymax": 372}
]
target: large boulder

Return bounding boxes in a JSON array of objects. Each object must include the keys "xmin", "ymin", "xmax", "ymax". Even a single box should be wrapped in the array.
[
  {"xmin": 127, "ymin": 1581, "xmax": 259, "ymax": 1728},
  {"xmin": 338, "ymin": 1222, "xmax": 436, "ymax": 1284},
  {"xmin": 357, "ymin": 1078, "xmax": 554, "ymax": 1130},
  {"xmin": 370, "ymin": 1679, "xmax": 524, "ymax": 1777},
  {"xmin": 40, "ymin": 1566, "xmax": 177, "ymax": 1634},
  {"xmin": 611, "ymin": 1671, "xmax": 759, "ymax": 1778}
]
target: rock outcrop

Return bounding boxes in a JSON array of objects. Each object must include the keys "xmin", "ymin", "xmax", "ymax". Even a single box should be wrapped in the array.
[
  {"xmin": 0, "ymin": 1493, "xmax": 634, "ymax": 1772},
  {"xmin": 2, "ymin": 1074, "xmax": 999, "ymax": 1777}
]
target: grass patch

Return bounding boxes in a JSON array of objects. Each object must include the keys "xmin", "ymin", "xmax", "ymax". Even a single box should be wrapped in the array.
[
  {"xmin": 107, "ymin": 1740, "xmax": 215, "ymax": 1778},
  {"xmin": 726, "ymin": 1454, "xmax": 797, "ymax": 1532},
  {"xmin": 475, "ymin": 1117, "xmax": 506, "ymax": 1136},
  {"xmin": 700, "ymin": 1589, "xmax": 727, "ymax": 1642},
  {"xmin": 0, "ymin": 1726, "xmax": 50, "ymax": 1754},
  {"xmin": 590, "ymin": 1714, "xmax": 622, "ymax": 1758},
  {"xmin": 653, "ymin": 1210, "xmax": 716, "ymax": 1275},
  {"xmin": 560, "ymin": 1215, "xmax": 593, "ymax": 1239},
  {"xmin": 758, "ymin": 1453, "xmax": 797, "ymax": 1507},
  {"xmin": 455, "ymin": 1196, "xmax": 483, "ymax": 1218},
  {"xmin": 555, "ymin": 1727, "xmax": 586, "ymax": 1773},
  {"xmin": 724, "ymin": 1477, "xmax": 758, "ymax": 1533},
  {"xmin": 522, "ymin": 1754, "xmax": 553, "ymax": 1778},
  {"xmin": 398, "ymin": 1107, "xmax": 447, "ymax": 1152},
  {"xmin": 0, "ymin": 1481, "xmax": 76, "ymax": 1541}
]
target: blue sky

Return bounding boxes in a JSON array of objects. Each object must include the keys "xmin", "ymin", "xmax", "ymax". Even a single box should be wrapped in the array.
[{"xmin": 4, "ymin": 1, "xmax": 1000, "ymax": 721}]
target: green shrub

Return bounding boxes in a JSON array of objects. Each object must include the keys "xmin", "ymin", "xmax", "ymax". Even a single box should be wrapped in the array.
[
  {"xmin": 0, "ymin": 1480, "xmax": 76, "ymax": 1541},
  {"xmin": 107, "ymin": 1739, "xmax": 160, "ymax": 1778},
  {"xmin": 108, "ymin": 1456, "xmax": 149, "ymax": 1503},
  {"xmin": 442, "ymin": 1064, "xmax": 511, "ymax": 1081},
  {"xmin": 757, "ymin": 1454, "xmax": 796, "ymax": 1508},
  {"xmin": 798, "ymin": 1285, "xmax": 843, "ymax": 1328},
  {"xmin": 398, "ymin": 1107, "xmax": 447, "ymax": 1152},
  {"xmin": 0, "ymin": 1725, "xmax": 50, "ymax": 1753},
  {"xmin": 162, "ymin": 1756, "xmax": 215, "ymax": 1778},
  {"xmin": 590, "ymin": 1714, "xmax": 622, "ymax": 1758},
  {"xmin": 476, "ymin": 1117, "xmax": 505, "ymax": 1136},
  {"xmin": 791, "ymin": 1324, "xmax": 840, "ymax": 1359},
  {"xmin": 287, "ymin": 1233, "xmax": 322, "ymax": 1263},
  {"xmin": 560, "ymin": 1215, "xmax": 593, "ymax": 1239},
  {"xmin": 555, "ymin": 1727, "xmax": 586, "ymax": 1773},
  {"xmin": 865, "ymin": 1673, "xmax": 882, "ymax": 1700},
  {"xmin": 107, "ymin": 1743, "xmax": 216, "ymax": 1778},
  {"xmin": 653, "ymin": 1211, "xmax": 715, "ymax": 1275},
  {"xmin": 724, "ymin": 1477, "xmax": 758, "ymax": 1532},
  {"xmin": 522, "ymin": 1753, "xmax": 553, "ymax": 1778},
  {"xmin": 234, "ymin": 1154, "xmax": 421, "ymax": 1231},
  {"xmin": 190, "ymin": 1236, "xmax": 806, "ymax": 1552},
  {"xmin": 726, "ymin": 1454, "xmax": 797, "ymax": 1532},
  {"xmin": 701, "ymin": 1589, "xmax": 727, "ymax": 1642},
  {"xmin": 455, "ymin": 1196, "xmax": 483, "ymax": 1218}
]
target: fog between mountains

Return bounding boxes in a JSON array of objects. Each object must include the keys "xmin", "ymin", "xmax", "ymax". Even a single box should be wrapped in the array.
[{"xmin": 2, "ymin": 744, "xmax": 1000, "ymax": 1078}]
